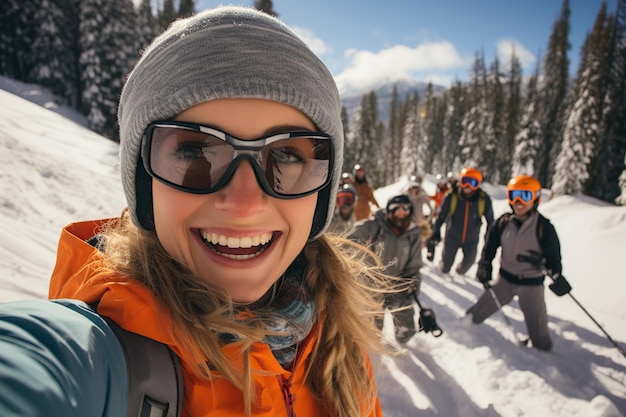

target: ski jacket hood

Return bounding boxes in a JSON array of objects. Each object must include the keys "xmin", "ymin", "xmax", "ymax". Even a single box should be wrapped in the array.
[{"xmin": 49, "ymin": 219, "xmax": 382, "ymax": 416}]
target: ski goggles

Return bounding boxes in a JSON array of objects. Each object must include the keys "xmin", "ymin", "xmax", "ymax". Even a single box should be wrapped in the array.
[
  {"xmin": 336, "ymin": 192, "xmax": 355, "ymax": 208},
  {"xmin": 508, "ymin": 189, "xmax": 539, "ymax": 205},
  {"xmin": 460, "ymin": 176, "xmax": 480, "ymax": 189},
  {"xmin": 388, "ymin": 203, "xmax": 412, "ymax": 214},
  {"xmin": 141, "ymin": 121, "xmax": 334, "ymax": 198}
]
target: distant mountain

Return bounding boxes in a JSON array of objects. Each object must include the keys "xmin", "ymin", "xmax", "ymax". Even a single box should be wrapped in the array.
[{"xmin": 339, "ymin": 79, "xmax": 447, "ymax": 126}]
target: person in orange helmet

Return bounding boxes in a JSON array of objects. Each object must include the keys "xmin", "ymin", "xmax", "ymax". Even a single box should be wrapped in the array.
[
  {"xmin": 353, "ymin": 164, "xmax": 380, "ymax": 221},
  {"xmin": 329, "ymin": 183, "xmax": 358, "ymax": 235},
  {"xmin": 467, "ymin": 175, "xmax": 570, "ymax": 351},
  {"xmin": 427, "ymin": 167, "xmax": 494, "ymax": 275}
]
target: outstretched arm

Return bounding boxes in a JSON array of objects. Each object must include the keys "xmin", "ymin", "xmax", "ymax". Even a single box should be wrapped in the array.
[{"xmin": 0, "ymin": 299, "xmax": 128, "ymax": 417}]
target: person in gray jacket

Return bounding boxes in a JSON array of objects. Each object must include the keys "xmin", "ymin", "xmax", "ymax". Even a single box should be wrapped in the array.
[
  {"xmin": 466, "ymin": 175, "xmax": 570, "ymax": 351},
  {"xmin": 427, "ymin": 167, "xmax": 494, "ymax": 275},
  {"xmin": 350, "ymin": 195, "xmax": 423, "ymax": 343}
]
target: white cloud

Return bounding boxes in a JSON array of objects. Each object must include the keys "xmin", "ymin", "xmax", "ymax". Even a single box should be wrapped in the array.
[
  {"xmin": 496, "ymin": 38, "xmax": 536, "ymax": 70},
  {"xmin": 291, "ymin": 26, "xmax": 329, "ymax": 56},
  {"xmin": 334, "ymin": 41, "xmax": 466, "ymax": 95}
]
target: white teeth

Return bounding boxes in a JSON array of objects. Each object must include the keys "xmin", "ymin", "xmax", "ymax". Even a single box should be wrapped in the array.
[{"xmin": 202, "ymin": 231, "xmax": 272, "ymax": 248}]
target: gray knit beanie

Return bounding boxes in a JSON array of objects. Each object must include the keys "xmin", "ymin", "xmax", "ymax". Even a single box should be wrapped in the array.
[{"xmin": 118, "ymin": 6, "xmax": 343, "ymax": 239}]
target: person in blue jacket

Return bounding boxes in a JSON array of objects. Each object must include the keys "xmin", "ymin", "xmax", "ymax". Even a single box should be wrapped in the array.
[{"xmin": 427, "ymin": 167, "xmax": 494, "ymax": 275}]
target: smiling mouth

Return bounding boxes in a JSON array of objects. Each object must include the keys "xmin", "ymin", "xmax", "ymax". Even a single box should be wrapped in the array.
[{"xmin": 200, "ymin": 231, "xmax": 274, "ymax": 260}]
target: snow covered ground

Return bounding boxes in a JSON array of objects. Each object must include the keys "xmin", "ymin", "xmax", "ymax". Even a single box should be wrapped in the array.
[{"xmin": 1, "ymin": 78, "xmax": 625, "ymax": 416}]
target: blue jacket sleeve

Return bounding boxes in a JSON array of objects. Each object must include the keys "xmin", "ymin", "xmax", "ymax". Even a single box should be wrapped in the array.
[{"xmin": 0, "ymin": 299, "xmax": 128, "ymax": 417}]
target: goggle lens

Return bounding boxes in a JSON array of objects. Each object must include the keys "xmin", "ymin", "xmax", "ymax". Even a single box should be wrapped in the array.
[
  {"xmin": 142, "ymin": 121, "xmax": 333, "ymax": 198},
  {"xmin": 461, "ymin": 176, "xmax": 479, "ymax": 189},
  {"xmin": 508, "ymin": 189, "xmax": 535, "ymax": 204},
  {"xmin": 388, "ymin": 203, "xmax": 411, "ymax": 214}
]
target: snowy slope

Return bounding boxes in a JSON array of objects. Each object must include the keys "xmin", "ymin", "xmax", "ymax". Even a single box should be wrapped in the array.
[{"xmin": 1, "ymin": 79, "xmax": 625, "ymax": 417}]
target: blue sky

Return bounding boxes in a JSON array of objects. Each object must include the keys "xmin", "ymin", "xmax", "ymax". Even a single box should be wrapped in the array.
[{"xmin": 195, "ymin": 1, "xmax": 615, "ymax": 95}]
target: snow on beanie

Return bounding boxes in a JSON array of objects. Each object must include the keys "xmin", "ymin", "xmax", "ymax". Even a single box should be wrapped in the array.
[{"xmin": 118, "ymin": 6, "xmax": 343, "ymax": 239}]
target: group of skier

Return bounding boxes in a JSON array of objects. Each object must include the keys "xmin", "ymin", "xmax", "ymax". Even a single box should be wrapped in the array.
[{"xmin": 332, "ymin": 164, "xmax": 571, "ymax": 352}]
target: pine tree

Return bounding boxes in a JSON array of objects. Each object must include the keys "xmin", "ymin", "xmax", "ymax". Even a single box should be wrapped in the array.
[
  {"xmin": 254, "ymin": 0, "xmax": 278, "ymax": 17},
  {"xmin": 552, "ymin": 2, "xmax": 612, "ymax": 196},
  {"xmin": 618, "ymin": 152, "xmax": 626, "ymax": 205},
  {"xmin": 429, "ymin": 92, "xmax": 447, "ymax": 175},
  {"xmin": 79, "ymin": 0, "xmax": 138, "ymax": 139},
  {"xmin": 347, "ymin": 91, "xmax": 383, "ymax": 186},
  {"xmin": 384, "ymin": 85, "xmax": 403, "ymax": 185},
  {"xmin": 512, "ymin": 64, "xmax": 541, "ymax": 176},
  {"xmin": 340, "ymin": 106, "xmax": 351, "ymax": 173},
  {"xmin": 441, "ymin": 80, "xmax": 465, "ymax": 175},
  {"xmin": 158, "ymin": 0, "xmax": 177, "ymax": 32},
  {"xmin": 179, "ymin": 0, "xmax": 195, "ymax": 19},
  {"xmin": 536, "ymin": 0, "xmax": 571, "ymax": 187},
  {"xmin": 400, "ymin": 91, "xmax": 420, "ymax": 175},
  {"xmin": 0, "ymin": 0, "xmax": 40, "ymax": 81},
  {"xmin": 137, "ymin": 0, "xmax": 158, "ymax": 51},
  {"xmin": 459, "ymin": 50, "xmax": 489, "ymax": 169},
  {"xmin": 418, "ymin": 83, "xmax": 436, "ymax": 176},
  {"xmin": 500, "ymin": 46, "xmax": 523, "ymax": 183},
  {"xmin": 591, "ymin": 0, "xmax": 626, "ymax": 203},
  {"xmin": 30, "ymin": 0, "xmax": 78, "ymax": 105},
  {"xmin": 483, "ymin": 56, "xmax": 503, "ymax": 182}
]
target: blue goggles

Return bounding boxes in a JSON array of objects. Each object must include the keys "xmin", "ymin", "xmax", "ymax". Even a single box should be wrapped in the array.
[
  {"xmin": 460, "ymin": 176, "xmax": 479, "ymax": 189},
  {"xmin": 141, "ymin": 121, "xmax": 333, "ymax": 199},
  {"xmin": 508, "ymin": 189, "xmax": 538, "ymax": 204}
]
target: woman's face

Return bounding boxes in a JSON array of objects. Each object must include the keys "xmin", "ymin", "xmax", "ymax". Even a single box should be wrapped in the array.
[{"xmin": 152, "ymin": 99, "xmax": 318, "ymax": 303}]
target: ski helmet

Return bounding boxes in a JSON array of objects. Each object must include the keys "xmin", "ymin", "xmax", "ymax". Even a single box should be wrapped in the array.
[
  {"xmin": 507, "ymin": 175, "xmax": 541, "ymax": 206},
  {"xmin": 341, "ymin": 172, "xmax": 354, "ymax": 183},
  {"xmin": 336, "ymin": 183, "xmax": 356, "ymax": 207},
  {"xmin": 459, "ymin": 167, "xmax": 482, "ymax": 190}
]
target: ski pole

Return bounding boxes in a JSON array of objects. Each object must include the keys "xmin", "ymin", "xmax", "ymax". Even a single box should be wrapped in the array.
[
  {"xmin": 538, "ymin": 264, "xmax": 626, "ymax": 358},
  {"xmin": 518, "ymin": 254, "xmax": 626, "ymax": 359},
  {"xmin": 485, "ymin": 284, "xmax": 529, "ymax": 346},
  {"xmin": 563, "ymin": 291, "xmax": 626, "ymax": 359}
]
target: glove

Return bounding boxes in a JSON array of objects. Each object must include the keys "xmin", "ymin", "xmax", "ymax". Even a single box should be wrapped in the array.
[
  {"xmin": 548, "ymin": 273, "xmax": 572, "ymax": 296},
  {"xmin": 476, "ymin": 263, "xmax": 492, "ymax": 285},
  {"xmin": 419, "ymin": 308, "xmax": 443, "ymax": 337}
]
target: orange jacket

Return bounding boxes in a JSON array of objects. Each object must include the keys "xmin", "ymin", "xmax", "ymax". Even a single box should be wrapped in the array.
[
  {"xmin": 353, "ymin": 182, "xmax": 380, "ymax": 221},
  {"xmin": 429, "ymin": 186, "xmax": 449, "ymax": 210},
  {"xmin": 49, "ymin": 219, "xmax": 383, "ymax": 417}
]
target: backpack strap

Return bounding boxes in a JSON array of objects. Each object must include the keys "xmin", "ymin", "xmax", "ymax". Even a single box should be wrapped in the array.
[
  {"xmin": 86, "ymin": 235, "xmax": 184, "ymax": 417},
  {"xmin": 497, "ymin": 212, "xmax": 511, "ymax": 233},
  {"xmin": 449, "ymin": 190, "xmax": 485, "ymax": 217},
  {"xmin": 449, "ymin": 192, "xmax": 458, "ymax": 216},
  {"xmin": 478, "ymin": 190, "xmax": 486, "ymax": 218},
  {"xmin": 103, "ymin": 317, "xmax": 184, "ymax": 417}
]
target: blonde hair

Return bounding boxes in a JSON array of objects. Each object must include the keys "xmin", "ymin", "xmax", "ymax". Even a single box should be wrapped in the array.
[{"xmin": 102, "ymin": 210, "xmax": 399, "ymax": 416}]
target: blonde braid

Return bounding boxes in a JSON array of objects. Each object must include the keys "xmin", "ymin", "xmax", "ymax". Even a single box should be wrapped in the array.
[{"xmin": 304, "ymin": 234, "xmax": 394, "ymax": 416}]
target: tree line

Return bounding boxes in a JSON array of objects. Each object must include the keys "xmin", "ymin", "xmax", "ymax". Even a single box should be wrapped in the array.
[
  {"xmin": 1, "ymin": 0, "xmax": 625, "ymax": 205},
  {"xmin": 343, "ymin": 0, "xmax": 626, "ymax": 205}
]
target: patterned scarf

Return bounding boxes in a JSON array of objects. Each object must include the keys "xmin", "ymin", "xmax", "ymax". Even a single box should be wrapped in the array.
[{"xmin": 218, "ymin": 255, "xmax": 316, "ymax": 367}]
